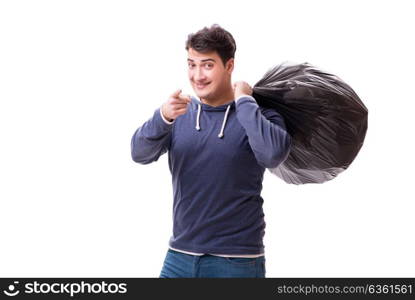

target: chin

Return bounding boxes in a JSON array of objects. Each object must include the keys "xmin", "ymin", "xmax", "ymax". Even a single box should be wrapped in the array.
[
  {"xmin": 193, "ymin": 84, "xmax": 212, "ymax": 97},
  {"xmin": 195, "ymin": 91, "xmax": 209, "ymax": 99}
]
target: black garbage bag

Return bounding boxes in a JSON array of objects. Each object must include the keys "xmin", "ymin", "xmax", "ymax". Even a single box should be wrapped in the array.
[{"xmin": 252, "ymin": 62, "xmax": 368, "ymax": 184}]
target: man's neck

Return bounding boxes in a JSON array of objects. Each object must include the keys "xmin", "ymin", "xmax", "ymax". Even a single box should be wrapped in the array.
[{"xmin": 200, "ymin": 88, "xmax": 234, "ymax": 107}]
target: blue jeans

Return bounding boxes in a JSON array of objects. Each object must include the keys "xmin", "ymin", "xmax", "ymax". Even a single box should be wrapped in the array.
[{"xmin": 159, "ymin": 249, "xmax": 266, "ymax": 278}]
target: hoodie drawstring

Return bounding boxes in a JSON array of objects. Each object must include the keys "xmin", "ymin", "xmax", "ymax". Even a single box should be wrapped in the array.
[
  {"xmin": 195, "ymin": 103, "xmax": 201, "ymax": 131},
  {"xmin": 195, "ymin": 103, "xmax": 231, "ymax": 138},
  {"xmin": 218, "ymin": 104, "xmax": 231, "ymax": 138}
]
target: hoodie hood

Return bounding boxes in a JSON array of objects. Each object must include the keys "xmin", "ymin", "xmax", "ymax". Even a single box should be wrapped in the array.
[{"xmin": 191, "ymin": 96, "xmax": 235, "ymax": 138}]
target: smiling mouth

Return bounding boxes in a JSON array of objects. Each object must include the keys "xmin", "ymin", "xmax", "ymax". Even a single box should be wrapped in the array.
[{"xmin": 195, "ymin": 82, "xmax": 211, "ymax": 89}]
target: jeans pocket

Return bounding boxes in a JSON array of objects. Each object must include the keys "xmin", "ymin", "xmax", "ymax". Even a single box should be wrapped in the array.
[{"xmin": 225, "ymin": 257, "xmax": 257, "ymax": 266}]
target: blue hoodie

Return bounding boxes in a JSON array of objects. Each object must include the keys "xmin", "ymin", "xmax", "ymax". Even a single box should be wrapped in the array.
[{"xmin": 131, "ymin": 95, "xmax": 291, "ymax": 255}]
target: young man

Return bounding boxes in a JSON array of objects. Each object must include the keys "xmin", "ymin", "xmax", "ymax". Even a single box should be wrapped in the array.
[{"xmin": 131, "ymin": 24, "xmax": 292, "ymax": 278}]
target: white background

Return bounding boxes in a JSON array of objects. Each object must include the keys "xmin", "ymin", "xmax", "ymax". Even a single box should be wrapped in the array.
[{"xmin": 1, "ymin": 0, "xmax": 414, "ymax": 277}]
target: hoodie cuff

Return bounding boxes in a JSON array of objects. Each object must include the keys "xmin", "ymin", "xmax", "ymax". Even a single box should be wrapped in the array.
[
  {"xmin": 235, "ymin": 95, "xmax": 257, "ymax": 104},
  {"xmin": 159, "ymin": 107, "xmax": 175, "ymax": 125},
  {"xmin": 235, "ymin": 95, "xmax": 256, "ymax": 104}
]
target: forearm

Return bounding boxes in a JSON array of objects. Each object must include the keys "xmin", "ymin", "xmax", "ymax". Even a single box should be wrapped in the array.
[
  {"xmin": 236, "ymin": 96, "xmax": 292, "ymax": 168},
  {"xmin": 131, "ymin": 107, "xmax": 173, "ymax": 164}
]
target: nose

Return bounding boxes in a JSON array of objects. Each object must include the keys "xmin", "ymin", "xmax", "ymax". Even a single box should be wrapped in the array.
[{"xmin": 194, "ymin": 67, "xmax": 206, "ymax": 82}]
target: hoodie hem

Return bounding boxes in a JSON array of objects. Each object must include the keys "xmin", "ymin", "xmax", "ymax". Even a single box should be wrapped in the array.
[{"xmin": 169, "ymin": 241, "xmax": 265, "ymax": 256}]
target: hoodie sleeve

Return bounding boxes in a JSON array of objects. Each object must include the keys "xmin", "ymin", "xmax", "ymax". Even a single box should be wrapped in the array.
[
  {"xmin": 235, "ymin": 96, "xmax": 292, "ymax": 168},
  {"xmin": 130, "ymin": 107, "xmax": 174, "ymax": 164}
]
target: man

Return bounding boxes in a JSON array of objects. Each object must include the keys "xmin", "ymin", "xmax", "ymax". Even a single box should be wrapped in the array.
[{"xmin": 131, "ymin": 24, "xmax": 292, "ymax": 278}]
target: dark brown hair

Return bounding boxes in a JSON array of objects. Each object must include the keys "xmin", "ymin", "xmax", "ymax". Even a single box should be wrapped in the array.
[{"xmin": 185, "ymin": 24, "xmax": 236, "ymax": 67}]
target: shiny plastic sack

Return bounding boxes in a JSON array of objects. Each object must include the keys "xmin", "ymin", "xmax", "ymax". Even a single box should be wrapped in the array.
[{"xmin": 252, "ymin": 62, "xmax": 368, "ymax": 184}]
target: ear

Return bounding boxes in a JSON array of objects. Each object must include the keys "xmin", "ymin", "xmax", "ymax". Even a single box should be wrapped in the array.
[{"xmin": 225, "ymin": 58, "xmax": 234, "ymax": 74}]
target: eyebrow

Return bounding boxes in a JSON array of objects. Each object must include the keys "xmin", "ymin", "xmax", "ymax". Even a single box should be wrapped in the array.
[{"xmin": 187, "ymin": 58, "xmax": 216, "ymax": 63}]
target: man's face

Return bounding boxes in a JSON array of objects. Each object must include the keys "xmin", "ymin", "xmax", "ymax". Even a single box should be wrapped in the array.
[{"xmin": 187, "ymin": 48, "xmax": 233, "ymax": 101}]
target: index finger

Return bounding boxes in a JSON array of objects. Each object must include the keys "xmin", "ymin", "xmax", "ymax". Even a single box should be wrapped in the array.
[
  {"xmin": 178, "ymin": 93, "xmax": 191, "ymax": 103},
  {"xmin": 170, "ymin": 89, "xmax": 182, "ymax": 98}
]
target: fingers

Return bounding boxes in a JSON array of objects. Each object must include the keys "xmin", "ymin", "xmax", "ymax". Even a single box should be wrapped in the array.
[
  {"xmin": 170, "ymin": 98, "xmax": 190, "ymax": 105},
  {"xmin": 172, "ymin": 103, "xmax": 188, "ymax": 110},
  {"xmin": 170, "ymin": 89, "xmax": 182, "ymax": 98},
  {"xmin": 170, "ymin": 89, "xmax": 191, "ymax": 103},
  {"xmin": 163, "ymin": 89, "xmax": 192, "ymax": 121},
  {"xmin": 233, "ymin": 81, "xmax": 252, "ymax": 89},
  {"xmin": 178, "ymin": 93, "xmax": 191, "ymax": 103},
  {"xmin": 170, "ymin": 107, "xmax": 188, "ymax": 119},
  {"xmin": 165, "ymin": 89, "xmax": 192, "ymax": 120},
  {"xmin": 233, "ymin": 81, "xmax": 252, "ymax": 97},
  {"xmin": 171, "ymin": 95, "xmax": 191, "ymax": 104},
  {"xmin": 175, "ymin": 108, "xmax": 187, "ymax": 114}
]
